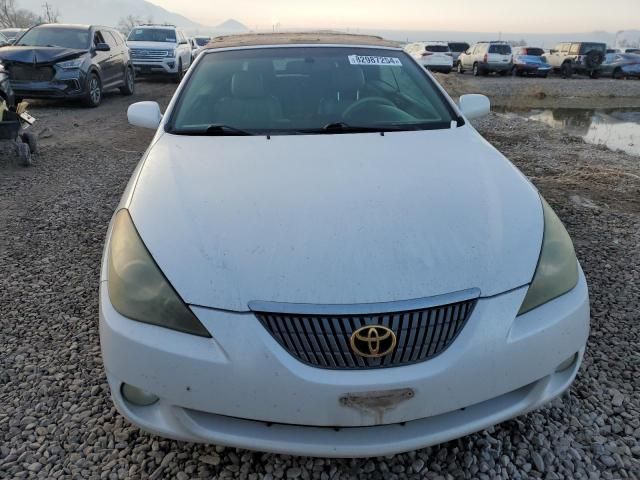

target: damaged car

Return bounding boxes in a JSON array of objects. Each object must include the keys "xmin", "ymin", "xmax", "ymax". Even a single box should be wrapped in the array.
[
  {"xmin": 0, "ymin": 24, "xmax": 135, "ymax": 107},
  {"xmin": 100, "ymin": 33, "xmax": 590, "ymax": 458}
]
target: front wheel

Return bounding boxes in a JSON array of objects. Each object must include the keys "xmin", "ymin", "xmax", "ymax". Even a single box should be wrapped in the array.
[
  {"xmin": 20, "ymin": 131, "xmax": 37, "ymax": 154},
  {"xmin": 174, "ymin": 60, "xmax": 184, "ymax": 84},
  {"xmin": 119, "ymin": 67, "xmax": 135, "ymax": 95},
  {"xmin": 83, "ymin": 73, "xmax": 102, "ymax": 108},
  {"xmin": 473, "ymin": 63, "xmax": 480, "ymax": 76},
  {"xmin": 457, "ymin": 62, "xmax": 465, "ymax": 74},
  {"xmin": 589, "ymin": 70, "xmax": 601, "ymax": 79},
  {"xmin": 561, "ymin": 62, "xmax": 573, "ymax": 79}
]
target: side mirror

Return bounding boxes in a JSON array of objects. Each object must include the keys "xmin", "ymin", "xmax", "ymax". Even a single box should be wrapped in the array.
[
  {"xmin": 459, "ymin": 94, "xmax": 490, "ymax": 120},
  {"xmin": 549, "ymin": 49, "xmax": 557, "ymax": 54},
  {"xmin": 128, "ymin": 101, "xmax": 163, "ymax": 130},
  {"xmin": 95, "ymin": 43, "xmax": 111, "ymax": 52}
]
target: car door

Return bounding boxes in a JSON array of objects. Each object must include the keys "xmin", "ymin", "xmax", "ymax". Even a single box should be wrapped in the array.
[
  {"xmin": 92, "ymin": 30, "xmax": 114, "ymax": 84},
  {"xmin": 462, "ymin": 45, "xmax": 475, "ymax": 68},
  {"xmin": 102, "ymin": 30, "xmax": 124, "ymax": 87},
  {"xmin": 178, "ymin": 31, "xmax": 191, "ymax": 67}
]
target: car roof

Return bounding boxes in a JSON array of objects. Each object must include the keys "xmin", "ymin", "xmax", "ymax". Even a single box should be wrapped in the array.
[
  {"xmin": 205, "ymin": 32, "xmax": 401, "ymax": 50},
  {"xmin": 33, "ymin": 23, "xmax": 93, "ymax": 30},
  {"xmin": 134, "ymin": 24, "xmax": 178, "ymax": 30}
]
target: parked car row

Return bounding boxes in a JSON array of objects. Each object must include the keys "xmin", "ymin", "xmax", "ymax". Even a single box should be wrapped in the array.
[
  {"xmin": 0, "ymin": 23, "xmax": 212, "ymax": 109},
  {"xmin": 406, "ymin": 39, "xmax": 640, "ymax": 80}
]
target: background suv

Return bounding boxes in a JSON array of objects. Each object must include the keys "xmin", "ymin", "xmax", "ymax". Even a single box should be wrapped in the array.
[
  {"xmin": 0, "ymin": 24, "xmax": 135, "ymax": 107},
  {"xmin": 448, "ymin": 41, "xmax": 470, "ymax": 66},
  {"xmin": 126, "ymin": 25, "xmax": 192, "ymax": 82},
  {"xmin": 543, "ymin": 42, "xmax": 606, "ymax": 78},
  {"xmin": 457, "ymin": 41, "xmax": 512, "ymax": 76},
  {"xmin": 405, "ymin": 41, "xmax": 453, "ymax": 73}
]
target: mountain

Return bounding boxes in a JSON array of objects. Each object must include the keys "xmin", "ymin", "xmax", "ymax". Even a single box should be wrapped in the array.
[
  {"xmin": 216, "ymin": 19, "xmax": 248, "ymax": 33},
  {"xmin": 18, "ymin": 0, "xmax": 206, "ymax": 30}
]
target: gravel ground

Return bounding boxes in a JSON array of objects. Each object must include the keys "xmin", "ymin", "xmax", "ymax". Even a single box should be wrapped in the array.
[{"xmin": 1, "ymin": 78, "xmax": 639, "ymax": 479}]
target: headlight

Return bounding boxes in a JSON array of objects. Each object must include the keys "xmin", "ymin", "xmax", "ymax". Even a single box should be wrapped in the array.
[
  {"xmin": 56, "ymin": 58, "xmax": 84, "ymax": 70},
  {"xmin": 168, "ymin": 49, "xmax": 176, "ymax": 58},
  {"xmin": 107, "ymin": 209, "xmax": 210, "ymax": 337},
  {"xmin": 518, "ymin": 197, "xmax": 579, "ymax": 315}
]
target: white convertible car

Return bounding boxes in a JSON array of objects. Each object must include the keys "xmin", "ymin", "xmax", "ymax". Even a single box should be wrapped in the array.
[{"xmin": 99, "ymin": 33, "xmax": 590, "ymax": 457}]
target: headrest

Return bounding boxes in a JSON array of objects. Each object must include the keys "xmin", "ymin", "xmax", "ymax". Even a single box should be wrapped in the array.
[
  {"xmin": 247, "ymin": 59, "xmax": 275, "ymax": 76},
  {"xmin": 285, "ymin": 60, "xmax": 310, "ymax": 74},
  {"xmin": 231, "ymin": 72, "xmax": 265, "ymax": 98},
  {"xmin": 331, "ymin": 67, "xmax": 365, "ymax": 91}
]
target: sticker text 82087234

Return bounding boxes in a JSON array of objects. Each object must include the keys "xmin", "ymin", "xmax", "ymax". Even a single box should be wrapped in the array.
[{"xmin": 347, "ymin": 55, "xmax": 403, "ymax": 67}]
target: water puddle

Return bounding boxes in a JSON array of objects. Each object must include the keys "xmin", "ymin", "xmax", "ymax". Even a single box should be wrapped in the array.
[{"xmin": 496, "ymin": 107, "xmax": 640, "ymax": 157}]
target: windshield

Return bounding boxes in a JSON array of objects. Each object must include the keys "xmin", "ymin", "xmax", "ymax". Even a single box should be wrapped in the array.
[
  {"xmin": 448, "ymin": 43, "xmax": 469, "ymax": 52},
  {"xmin": 525, "ymin": 48, "xmax": 544, "ymax": 56},
  {"xmin": 195, "ymin": 37, "xmax": 209, "ymax": 46},
  {"xmin": 579, "ymin": 43, "xmax": 606, "ymax": 54},
  {"xmin": 128, "ymin": 28, "xmax": 176, "ymax": 43},
  {"xmin": 17, "ymin": 27, "xmax": 90, "ymax": 49},
  {"xmin": 425, "ymin": 45, "xmax": 449, "ymax": 52},
  {"xmin": 168, "ymin": 47, "xmax": 457, "ymax": 136},
  {"xmin": 488, "ymin": 44, "xmax": 511, "ymax": 54}
]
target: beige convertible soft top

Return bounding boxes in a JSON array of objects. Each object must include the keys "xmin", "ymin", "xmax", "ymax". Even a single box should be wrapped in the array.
[{"xmin": 205, "ymin": 32, "xmax": 402, "ymax": 50}]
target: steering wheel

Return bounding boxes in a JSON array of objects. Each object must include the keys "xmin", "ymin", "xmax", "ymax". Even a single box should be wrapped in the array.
[{"xmin": 342, "ymin": 96, "xmax": 396, "ymax": 120}]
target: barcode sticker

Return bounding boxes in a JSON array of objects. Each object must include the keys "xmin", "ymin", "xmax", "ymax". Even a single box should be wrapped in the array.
[{"xmin": 348, "ymin": 55, "xmax": 402, "ymax": 66}]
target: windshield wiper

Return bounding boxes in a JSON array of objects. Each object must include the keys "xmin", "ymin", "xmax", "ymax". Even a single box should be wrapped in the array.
[
  {"xmin": 171, "ymin": 124, "xmax": 254, "ymax": 136},
  {"xmin": 299, "ymin": 122, "xmax": 407, "ymax": 134}
]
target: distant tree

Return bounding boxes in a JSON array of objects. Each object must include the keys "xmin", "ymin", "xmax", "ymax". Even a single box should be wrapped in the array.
[
  {"xmin": 0, "ymin": 0, "xmax": 38, "ymax": 28},
  {"xmin": 117, "ymin": 14, "xmax": 154, "ymax": 35},
  {"xmin": 39, "ymin": 1, "xmax": 60, "ymax": 23}
]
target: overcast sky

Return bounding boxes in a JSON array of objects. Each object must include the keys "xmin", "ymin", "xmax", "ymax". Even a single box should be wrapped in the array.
[{"xmin": 149, "ymin": 0, "xmax": 639, "ymax": 32}]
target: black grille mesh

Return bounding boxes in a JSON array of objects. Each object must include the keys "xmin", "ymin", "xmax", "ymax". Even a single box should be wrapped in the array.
[{"xmin": 255, "ymin": 299, "xmax": 477, "ymax": 369}]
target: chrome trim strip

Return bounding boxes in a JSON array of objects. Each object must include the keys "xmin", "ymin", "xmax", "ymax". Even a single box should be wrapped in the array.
[{"xmin": 248, "ymin": 288, "xmax": 481, "ymax": 316}]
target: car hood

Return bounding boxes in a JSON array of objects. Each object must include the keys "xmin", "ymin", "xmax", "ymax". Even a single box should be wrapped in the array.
[
  {"xmin": 126, "ymin": 41, "xmax": 176, "ymax": 50},
  {"xmin": 127, "ymin": 127, "xmax": 543, "ymax": 312},
  {"xmin": 0, "ymin": 46, "xmax": 86, "ymax": 64}
]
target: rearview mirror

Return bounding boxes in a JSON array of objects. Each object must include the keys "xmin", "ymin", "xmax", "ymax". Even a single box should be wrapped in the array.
[
  {"xmin": 128, "ymin": 101, "xmax": 163, "ymax": 130},
  {"xmin": 459, "ymin": 94, "xmax": 490, "ymax": 120},
  {"xmin": 95, "ymin": 42, "xmax": 111, "ymax": 52}
]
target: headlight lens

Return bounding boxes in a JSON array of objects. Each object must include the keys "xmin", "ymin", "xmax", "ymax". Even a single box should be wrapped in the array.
[
  {"xmin": 518, "ymin": 197, "xmax": 579, "ymax": 315},
  {"xmin": 168, "ymin": 49, "xmax": 176, "ymax": 57},
  {"xmin": 56, "ymin": 58, "xmax": 84, "ymax": 70},
  {"xmin": 108, "ymin": 209, "xmax": 210, "ymax": 337}
]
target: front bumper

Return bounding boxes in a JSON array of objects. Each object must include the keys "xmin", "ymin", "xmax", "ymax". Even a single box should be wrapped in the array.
[
  {"xmin": 132, "ymin": 59, "xmax": 178, "ymax": 75},
  {"xmin": 515, "ymin": 65, "xmax": 552, "ymax": 75},
  {"xmin": 100, "ymin": 269, "xmax": 590, "ymax": 457},
  {"xmin": 10, "ymin": 72, "xmax": 85, "ymax": 99}
]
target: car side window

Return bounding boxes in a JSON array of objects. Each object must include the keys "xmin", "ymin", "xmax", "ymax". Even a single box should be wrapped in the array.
[
  {"xmin": 569, "ymin": 44, "xmax": 580, "ymax": 55},
  {"xmin": 94, "ymin": 31, "xmax": 105, "ymax": 47},
  {"xmin": 102, "ymin": 31, "xmax": 118, "ymax": 48}
]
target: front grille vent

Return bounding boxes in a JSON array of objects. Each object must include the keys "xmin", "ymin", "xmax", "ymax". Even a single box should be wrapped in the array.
[
  {"xmin": 9, "ymin": 65, "xmax": 55, "ymax": 81},
  {"xmin": 130, "ymin": 49, "xmax": 170, "ymax": 60},
  {"xmin": 254, "ymin": 297, "xmax": 477, "ymax": 370}
]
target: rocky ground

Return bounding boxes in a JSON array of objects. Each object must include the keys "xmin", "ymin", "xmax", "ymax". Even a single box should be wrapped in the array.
[{"xmin": 0, "ymin": 77, "xmax": 638, "ymax": 479}]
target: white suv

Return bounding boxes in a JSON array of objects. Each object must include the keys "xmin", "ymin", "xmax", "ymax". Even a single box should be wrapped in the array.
[
  {"xmin": 126, "ymin": 25, "xmax": 192, "ymax": 82},
  {"xmin": 457, "ymin": 41, "xmax": 513, "ymax": 76},
  {"xmin": 405, "ymin": 41, "xmax": 453, "ymax": 73}
]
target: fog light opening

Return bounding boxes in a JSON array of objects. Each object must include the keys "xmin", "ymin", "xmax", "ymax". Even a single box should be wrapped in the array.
[
  {"xmin": 121, "ymin": 383, "xmax": 159, "ymax": 406},
  {"xmin": 555, "ymin": 353, "xmax": 578, "ymax": 373}
]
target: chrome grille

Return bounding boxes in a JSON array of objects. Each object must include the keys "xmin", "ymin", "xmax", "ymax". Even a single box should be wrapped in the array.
[
  {"xmin": 254, "ymin": 297, "xmax": 477, "ymax": 370},
  {"xmin": 130, "ymin": 49, "xmax": 170, "ymax": 60}
]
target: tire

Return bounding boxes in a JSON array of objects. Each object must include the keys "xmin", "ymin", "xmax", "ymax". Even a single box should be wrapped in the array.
[
  {"xmin": 83, "ymin": 73, "xmax": 102, "ymax": 108},
  {"xmin": 473, "ymin": 63, "xmax": 480, "ymax": 76},
  {"xmin": 511, "ymin": 66, "xmax": 519, "ymax": 77},
  {"xmin": 561, "ymin": 62, "xmax": 573, "ymax": 79},
  {"xmin": 457, "ymin": 62, "xmax": 465, "ymax": 74},
  {"xmin": 119, "ymin": 67, "xmax": 135, "ymax": 96},
  {"xmin": 612, "ymin": 68, "xmax": 623, "ymax": 80},
  {"xmin": 20, "ymin": 131, "xmax": 37, "ymax": 154},
  {"xmin": 585, "ymin": 50, "xmax": 604, "ymax": 70},
  {"xmin": 17, "ymin": 141, "xmax": 31, "ymax": 166},
  {"xmin": 589, "ymin": 70, "xmax": 601, "ymax": 79},
  {"xmin": 174, "ymin": 60, "xmax": 183, "ymax": 84}
]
